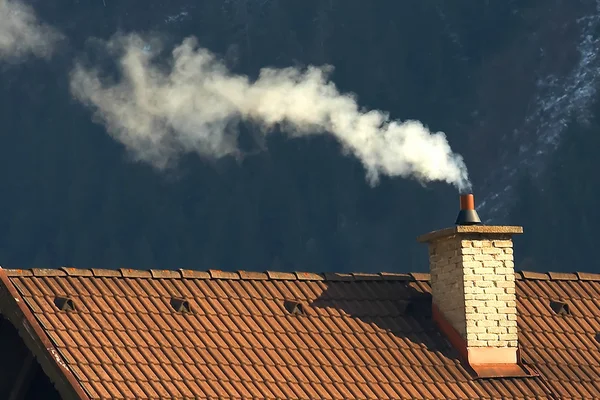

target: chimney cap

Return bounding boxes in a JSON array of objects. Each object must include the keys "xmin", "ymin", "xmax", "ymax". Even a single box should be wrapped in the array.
[
  {"xmin": 417, "ymin": 225, "xmax": 523, "ymax": 243},
  {"xmin": 455, "ymin": 193, "xmax": 482, "ymax": 226}
]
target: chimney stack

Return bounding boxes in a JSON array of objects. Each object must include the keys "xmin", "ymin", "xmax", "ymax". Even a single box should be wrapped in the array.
[{"xmin": 418, "ymin": 194, "xmax": 524, "ymax": 371}]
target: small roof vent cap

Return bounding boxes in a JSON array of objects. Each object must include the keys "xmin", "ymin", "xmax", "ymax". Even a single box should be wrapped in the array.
[
  {"xmin": 284, "ymin": 300, "xmax": 305, "ymax": 316},
  {"xmin": 54, "ymin": 296, "xmax": 75, "ymax": 311},
  {"xmin": 170, "ymin": 298, "xmax": 191, "ymax": 313},
  {"xmin": 550, "ymin": 300, "xmax": 570, "ymax": 316}
]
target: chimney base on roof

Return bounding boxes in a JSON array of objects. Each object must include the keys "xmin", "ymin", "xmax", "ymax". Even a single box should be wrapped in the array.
[
  {"xmin": 433, "ymin": 303, "xmax": 531, "ymax": 378},
  {"xmin": 468, "ymin": 348, "xmax": 516, "ymax": 365}
]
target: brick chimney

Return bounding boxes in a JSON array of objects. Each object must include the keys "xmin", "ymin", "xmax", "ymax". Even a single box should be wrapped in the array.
[{"xmin": 417, "ymin": 194, "xmax": 524, "ymax": 371}]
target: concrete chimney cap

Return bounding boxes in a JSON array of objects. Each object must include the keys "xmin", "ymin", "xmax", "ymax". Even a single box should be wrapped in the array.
[{"xmin": 417, "ymin": 225, "xmax": 523, "ymax": 243}]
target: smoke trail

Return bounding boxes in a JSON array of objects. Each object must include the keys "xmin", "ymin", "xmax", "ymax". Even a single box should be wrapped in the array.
[
  {"xmin": 70, "ymin": 34, "xmax": 472, "ymax": 192},
  {"xmin": 0, "ymin": 0, "xmax": 63, "ymax": 60}
]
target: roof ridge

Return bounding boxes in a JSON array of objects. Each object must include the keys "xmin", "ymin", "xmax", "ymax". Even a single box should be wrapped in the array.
[
  {"xmin": 0, "ymin": 267, "xmax": 424, "ymax": 281},
  {"xmin": 2, "ymin": 267, "xmax": 599, "ymax": 282}
]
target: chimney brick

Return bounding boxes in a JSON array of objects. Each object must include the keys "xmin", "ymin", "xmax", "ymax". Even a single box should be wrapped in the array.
[{"xmin": 418, "ymin": 225, "xmax": 523, "ymax": 360}]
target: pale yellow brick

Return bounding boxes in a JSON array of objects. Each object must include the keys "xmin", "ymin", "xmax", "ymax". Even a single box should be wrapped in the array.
[
  {"xmin": 485, "ymin": 300, "xmax": 508, "ymax": 308},
  {"xmin": 507, "ymin": 314, "xmax": 517, "ymax": 321},
  {"xmin": 492, "ymin": 240, "xmax": 513, "ymax": 248},
  {"xmin": 485, "ymin": 313, "xmax": 508, "ymax": 320},
  {"xmin": 436, "ymin": 255, "xmax": 461, "ymax": 269},
  {"xmin": 474, "ymin": 267, "xmax": 495, "ymax": 275},
  {"xmin": 508, "ymin": 340, "xmax": 518, "ymax": 347},
  {"xmin": 507, "ymin": 326, "xmax": 518, "ymax": 334},
  {"xmin": 474, "ymin": 294, "xmax": 497, "ymax": 301},
  {"xmin": 463, "ymin": 286, "xmax": 486, "ymax": 295},
  {"xmin": 460, "ymin": 247, "xmax": 483, "ymax": 255},
  {"xmin": 462, "ymin": 261, "xmax": 484, "ymax": 269},
  {"xmin": 484, "ymin": 274, "xmax": 505, "ymax": 281},
  {"xmin": 497, "ymin": 294, "xmax": 516, "ymax": 301},
  {"xmin": 468, "ymin": 313, "xmax": 486, "ymax": 321},
  {"xmin": 461, "ymin": 240, "xmax": 473, "ymax": 247},
  {"xmin": 467, "ymin": 326, "xmax": 488, "ymax": 334},
  {"xmin": 487, "ymin": 340, "xmax": 509, "ymax": 347},
  {"xmin": 505, "ymin": 287, "xmax": 516, "ymax": 294},
  {"xmin": 486, "ymin": 326, "xmax": 509, "ymax": 334},
  {"xmin": 475, "ymin": 280, "xmax": 494, "ymax": 288},
  {"xmin": 477, "ymin": 333, "xmax": 498, "ymax": 341},
  {"xmin": 499, "ymin": 333, "xmax": 519, "ymax": 341},
  {"xmin": 472, "ymin": 240, "xmax": 492, "ymax": 248},
  {"xmin": 494, "ymin": 267, "xmax": 511, "ymax": 275},
  {"xmin": 473, "ymin": 306, "xmax": 496, "ymax": 314},
  {"xmin": 473, "ymin": 254, "xmax": 495, "ymax": 261},
  {"xmin": 481, "ymin": 261, "xmax": 504, "ymax": 268},
  {"xmin": 482, "ymin": 247, "xmax": 503, "ymax": 255},
  {"xmin": 495, "ymin": 280, "xmax": 515, "ymax": 288},
  {"xmin": 497, "ymin": 307, "xmax": 517, "ymax": 314},
  {"xmin": 475, "ymin": 319, "xmax": 498, "ymax": 327},
  {"xmin": 463, "ymin": 274, "xmax": 484, "ymax": 281},
  {"xmin": 503, "ymin": 248, "xmax": 514, "ymax": 255},
  {"xmin": 485, "ymin": 287, "xmax": 509, "ymax": 294}
]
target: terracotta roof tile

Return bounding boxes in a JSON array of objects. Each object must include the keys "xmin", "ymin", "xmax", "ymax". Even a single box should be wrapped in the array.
[
  {"xmin": 548, "ymin": 271, "xmax": 578, "ymax": 281},
  {"xmin": 520, "ymin": 271, "xmax": 549, "ymax": 280},
  {"xmin": 576, "ymin": 271, "xmax": 600, "ymax": 281},
  {"xmin": 323, "ymin": 272, "xmax": 354, "ymax": 281},
  {"xmin": 176, "ymin": 269, "xmax": 206, "ymax": 279},
  {"xmin": 265, "ymin": 270, "xmax": 296, "ymax": 280},
  {"xmin": 150, "ymin": 269, "xmax": 181, "ymax": 279}
]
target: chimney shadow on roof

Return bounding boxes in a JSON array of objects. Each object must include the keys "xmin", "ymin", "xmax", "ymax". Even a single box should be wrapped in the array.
[{"xmin": 309, "ymin": 277, "xmax": 462, "ymax": 361}]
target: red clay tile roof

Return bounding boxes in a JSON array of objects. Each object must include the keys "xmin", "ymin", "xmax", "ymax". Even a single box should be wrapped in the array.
[{"xmin": 1, "ymin": 267, "xmax": 599, "ymax": 399}]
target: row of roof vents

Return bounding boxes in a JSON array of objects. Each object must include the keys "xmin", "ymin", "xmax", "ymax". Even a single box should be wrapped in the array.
[
  {"xmin": 53, "ymin": 296, "xmax": 308, "ymax": 316},
  {"xmin": 54, "ymin": 296, "xmax": 574, "ymax": 317},
  {"xmin": 44, "ymin": 297, "xmax": 600, "ymax": 344},
  {"xmin": 52, "ymin": 297, "xmax": 432, "ymax": 317}
]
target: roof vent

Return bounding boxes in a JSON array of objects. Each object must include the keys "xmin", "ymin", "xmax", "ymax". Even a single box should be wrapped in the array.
[
  {"xmin": 54, "ymin": 296, "xmax": 75, "ymax": 311},
  {"xmin": 283, "ymin": 300, "xmax": 305, "ymax": 316},
  {"xmin": 550, "ymin": 300, "xmax": 570, "ymax": 316},
  {"xmin": 170, "ymin": 298, "xmax": 191, "ymax": 313}
]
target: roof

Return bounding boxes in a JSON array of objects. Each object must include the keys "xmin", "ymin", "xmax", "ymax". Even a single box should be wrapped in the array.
[{"xmin": 1, "ymin": 267, "xmax": 600, "ymax": 400}]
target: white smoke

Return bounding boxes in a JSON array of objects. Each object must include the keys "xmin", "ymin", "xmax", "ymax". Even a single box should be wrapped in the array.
[
  {"xmin": 0, "ymin": 0, "xmax": 63, "ymax": 60},
  {"xmin": 70, "ymin": 34, "xmax": 472, "ymax": 192}
]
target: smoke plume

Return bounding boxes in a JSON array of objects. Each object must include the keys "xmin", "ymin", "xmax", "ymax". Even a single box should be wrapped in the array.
[
  {"xmin": 0, "ymin": 0, "xmax": 62, "ymax": 60},
  {"xmin": 70, "ymin": 34, "xmax": 472, "ymax": 192}
]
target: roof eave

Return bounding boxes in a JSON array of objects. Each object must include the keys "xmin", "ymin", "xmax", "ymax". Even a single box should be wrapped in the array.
[{"xmin": 0, "ymin": 267, "xmax": 91, "ymax": 400}]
